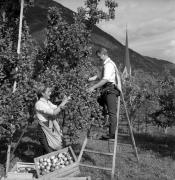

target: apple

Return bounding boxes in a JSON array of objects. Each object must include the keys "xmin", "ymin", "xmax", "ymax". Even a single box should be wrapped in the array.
[
  {"xmin": 50, "ymin": 156, "xmax": 55, "ymax": 160},
  {"xmin": 52, "ymin": 158, "xmax": 58, "ymax": 164},
  {"xmin": 39, "ymin": 158, "xmax": 43, "ymax": 163},
  {"xmin": 65, "ymin": 161, "xmax": 69, "ymax": 166},
  {"xmin": 46, "ymin": 166, "xmax": 50, "ymax": 171},
  {"xmin": 43, "ymin": 162, "xmax": 47, "ymax": 166},
  {"xmin": 46, "ymin": 159, "xmax": 51, "ymax": 163}
]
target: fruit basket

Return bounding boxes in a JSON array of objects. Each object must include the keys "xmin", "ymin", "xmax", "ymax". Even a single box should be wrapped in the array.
[{"xmin": 34, "ymin": 146, "xmax": 80, "ymax": 179}]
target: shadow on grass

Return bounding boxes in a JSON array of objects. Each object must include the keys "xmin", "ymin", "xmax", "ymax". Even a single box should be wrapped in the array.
[
  {"xmin": 0, "ymin": 138, "xmax": 8, "ymax": 164},
  {"xmin": 134, "ymin": 132, "xmax": 175, "ymax": 159},
  {"xmin": 12, "ymin": 124, "xmax": 45, "ymax": 162},
  {"xmin": 14, "ymin": 141, "xmax": 44, "ymax": 162},
  {"xmin": 0, "ymin": 124, "xmax": 43, "ymax": 165}
]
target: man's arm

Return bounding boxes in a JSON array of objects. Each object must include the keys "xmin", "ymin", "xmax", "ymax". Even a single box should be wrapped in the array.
[{"xmin": 88, "ymin": 79, "xmax": 108, "ymax": 92}]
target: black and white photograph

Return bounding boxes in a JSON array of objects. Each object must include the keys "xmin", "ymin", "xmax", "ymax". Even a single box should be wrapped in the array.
[{"xmin": 0, "ymin": 0, "xmax": 175, "ymax": 179}]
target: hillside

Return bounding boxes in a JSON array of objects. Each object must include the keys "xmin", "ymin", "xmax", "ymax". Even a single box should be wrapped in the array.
[{"xmin": 25, "ymin": 0, "xmax": 175, "ymax": 75}]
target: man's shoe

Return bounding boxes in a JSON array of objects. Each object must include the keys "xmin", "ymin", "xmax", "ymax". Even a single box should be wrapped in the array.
[
  {"xmin": 100, "ymin": 134, "xmax": 115, "ymax": 140},
  {"xmin": 109, "ymin": 134, "xmax": 115, "ymax": 139}
]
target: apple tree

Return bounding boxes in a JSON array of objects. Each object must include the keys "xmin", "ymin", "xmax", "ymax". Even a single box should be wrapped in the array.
[
  {"xmin": 34, "ymin": 0, "xmax": 118, "ymax": 143},
  {"xmin": 0, "ymin": 14, "xmax": 38, "ymax": 145}
]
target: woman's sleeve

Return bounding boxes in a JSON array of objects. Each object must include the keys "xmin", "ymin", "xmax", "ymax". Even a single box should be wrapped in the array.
[
  {"xmin": 35, "ymin": 101, "xmax": 54, "ymax": 115},
  {"xmin": 48, "ymin": 101, "xmax": 57, "ymax": 110}
]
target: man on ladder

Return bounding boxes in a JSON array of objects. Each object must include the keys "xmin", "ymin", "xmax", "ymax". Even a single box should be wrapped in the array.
[
  {"xmin": 87, "ymin": 47, "xmax": 121, "ymax": 139},
  {"xmin": 83, "ymin": 47, "xmax": 138, "ymax": 180}
]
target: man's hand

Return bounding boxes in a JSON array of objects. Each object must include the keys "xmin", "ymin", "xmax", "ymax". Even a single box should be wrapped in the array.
[
  {"xmin": 88, "ymin": 75, "xmax": 98, "ymax": 82},
  {"xmin": 87, "ymin": 79, "xmax": 108, "ymax": 93}
]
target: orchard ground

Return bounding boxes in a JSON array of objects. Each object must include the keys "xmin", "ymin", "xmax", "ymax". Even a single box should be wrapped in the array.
[{"xmin": 0, "ymin": 122, "xmax": 175, "ymax": 180}]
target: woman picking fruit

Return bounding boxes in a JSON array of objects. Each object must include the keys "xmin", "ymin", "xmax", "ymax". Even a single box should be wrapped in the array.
[{"xmin": 35, "ymin": 85, "xmax": 71, "ymax": 153}]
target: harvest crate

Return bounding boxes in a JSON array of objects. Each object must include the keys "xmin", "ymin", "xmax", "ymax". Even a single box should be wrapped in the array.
[
  {"xmin": 39, "ymin": 177, "xmax": 91, "ymax": 180},
  {"xmin": 6, "ymin": 162, "xmax": 36, "ymax": 180},
  {"xmin": 34, "ymin": 146, "xmax": 80, "ymax": 179},
  {"xmin": 10, "ymin": 162, "xmax": 35, "ymax": 173},
  {"xmin": 5, "ymin": 173, "xmax": 33, "ymax": 180},
  {"xmin": 1, "ymin": 176, "xmax": 91, "ymax": 180}
]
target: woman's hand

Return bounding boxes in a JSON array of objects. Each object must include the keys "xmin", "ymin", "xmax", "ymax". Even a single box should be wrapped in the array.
[
  {"xmin": 60, "ymin": 95, "xmax": 71, "ymax": 108},
  {"xmin": 53, "ymin": 95, "xmax": 71, "ymax": 115}
]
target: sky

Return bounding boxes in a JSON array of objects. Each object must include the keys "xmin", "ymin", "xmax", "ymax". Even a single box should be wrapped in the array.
[{"xmin": 54, "ymin": 0, "xmax": 175, "ymax": 64}]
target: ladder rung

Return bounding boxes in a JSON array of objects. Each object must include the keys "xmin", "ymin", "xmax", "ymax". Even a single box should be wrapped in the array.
[
  {"xmin": 118, "ymin": 133, "xmax": 130, "ymax": 137},
  {"xmin": 106, "ymin": 140, "xmax": 133, "ymax": 147},
  {"xmin": 119, "ymin": 123, "xmax": 128, "ymax": 126},
  {"xmin": 79, "ymin": 163, "xmax": 112, "ymax": 171},
  {"xmin": 84, "ymin": 149, "xmax": 113, "ymax": 156},
  {"xmin": 118, "ymin": 143, "xmax": 133, "ymax": 147},
  {"xmin": 116, "ymin": 151, "xmax": 135, "ymax": 157}
]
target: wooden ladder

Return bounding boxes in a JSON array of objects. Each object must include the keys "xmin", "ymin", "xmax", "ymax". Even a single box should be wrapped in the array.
[{"xmin": 78, "ymin": 90, "xmax": 139, "ymax": 180}]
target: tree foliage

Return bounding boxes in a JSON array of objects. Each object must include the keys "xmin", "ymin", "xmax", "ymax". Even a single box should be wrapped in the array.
[
  {"xmin": 149, "ymin": 70, "xmax": 175, "ymax": 130},
  {"xmin": 0, "ymin": 11, "xmax": 38, "ymax": 142},
  {"xmin": 122, "ymin": 69, "xmax": 175, "ymax": 133}
]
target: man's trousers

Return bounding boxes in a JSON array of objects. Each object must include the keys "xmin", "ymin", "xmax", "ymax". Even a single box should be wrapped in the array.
[{"xmin": 98, "ymin": 84, "xmax": 120, "ymax": 136}]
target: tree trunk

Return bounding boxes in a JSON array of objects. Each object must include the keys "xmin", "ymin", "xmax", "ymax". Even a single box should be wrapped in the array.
[
  {"xmin": 164, "ymin": 127, "xmax": 169, "ymax": 134},
  {"xmin": 2, "ymin": 11, "xmax": 6, "ymax": 22},
  {"xmin": 145, "ymin": 117, "xmax": 148, "ymax": 133}
]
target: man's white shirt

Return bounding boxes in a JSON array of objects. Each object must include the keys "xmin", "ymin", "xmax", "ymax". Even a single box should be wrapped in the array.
[
  {"xmin": 103, "ymin": 57, "xmax": 116, "ymax": 85},
  {"xmin": 102, "ymin": 57, "xmax": 121, "ymax": 90}
]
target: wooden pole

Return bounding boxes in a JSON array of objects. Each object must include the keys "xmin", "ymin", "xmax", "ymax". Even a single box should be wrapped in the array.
[
  {"xmin": 5, "ymin": 0, "xmax": 25, "ymax": 176},
  {"xmin": 17, "ymin": 0, "xmax": 24, "ymax": 55},
  {"xmin": 77, "ymin": 136, "xmax": 88, "ymax": 163},
  {"xmin": 5, "ymin": 144, "xmax": 11, "ymax": 176},
  {"xmin": 13, "ymin": 0, "xmax": 24, "ymax": 93},
  {"xmin": 111, "ymin": 96, "xmax": 120, "ymax": 180},
  {"xmin": 120, "ymin": 90, "xmax": 139, "ymax": 162}
]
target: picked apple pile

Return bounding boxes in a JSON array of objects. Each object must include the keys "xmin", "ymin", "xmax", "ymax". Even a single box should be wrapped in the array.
[{"xmin": 36, "ymin": 152, "xmax": 74, "ymax": 175}]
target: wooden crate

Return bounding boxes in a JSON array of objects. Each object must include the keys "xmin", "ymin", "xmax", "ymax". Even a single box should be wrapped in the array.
[
  {"xmin": 10, "ymin": 162, "xmax": 35, "ymax": 172},
  {"xmin": 1, "ymin": 176, "xmax": 91, "ymax": 180},
  {"xmin": 5, "ymin": 172, "xmax": 33, "ymax": 180},
  {"xmin": 6, "ymin": 162, "xmax": 36, "ymax": 180},
  {"xmin": 34, "ymin": 146, "xmax": 80, "ymax": 179},
  {"xmin": 40, "ymin": 177, "xmax": 91, "ymax": 180}
]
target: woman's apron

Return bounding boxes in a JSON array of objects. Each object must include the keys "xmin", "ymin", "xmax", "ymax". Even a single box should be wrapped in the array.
[{"xmin": 38, "ymin": 119, "xmax": 62, "ymax": 150}]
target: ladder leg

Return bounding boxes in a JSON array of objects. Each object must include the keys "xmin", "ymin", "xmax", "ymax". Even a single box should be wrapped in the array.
[
  {"xmin": 78, "ymin": 136, "xmax": 88, "ymax": 163},
  {"xmin": 108, "ymin": 140, "xmax": 111, "ymax": 153},
  {"xmin": 111, "ymin": 96, "xmax": 120, "ymax": 180},
  {"xmin": 120, "ymin": 90, "xmax": 139, "ymax": 162}
]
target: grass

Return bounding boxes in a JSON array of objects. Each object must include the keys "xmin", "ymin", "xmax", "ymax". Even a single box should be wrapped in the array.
[{"xmin": 0, "ymin": 124, "xmax": 175, "ymax": 180}]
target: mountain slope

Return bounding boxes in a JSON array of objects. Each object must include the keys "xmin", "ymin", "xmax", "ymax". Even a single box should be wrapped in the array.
[{"xmin": 25, "ymin": 0, "xmax": 175, "ymax": 75}]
